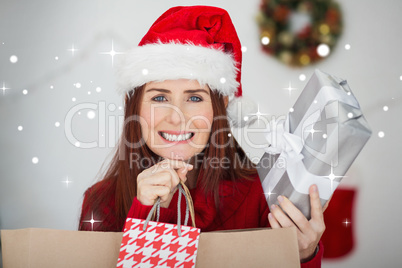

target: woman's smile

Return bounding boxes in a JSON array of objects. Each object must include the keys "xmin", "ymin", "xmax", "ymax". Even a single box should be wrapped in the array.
[{"xmin": 158, "ymin": 130, "xmax": 195, "ymax": 143}]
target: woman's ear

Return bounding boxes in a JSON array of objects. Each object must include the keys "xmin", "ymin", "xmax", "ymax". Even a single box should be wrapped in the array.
[{"xmin": 223, "ymin": 96, "xmax": 229, "ymax": 108}]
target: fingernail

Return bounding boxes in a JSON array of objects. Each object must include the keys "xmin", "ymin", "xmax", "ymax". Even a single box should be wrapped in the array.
[
  {"xmin": 186, "ymin": 164, "xmax": 193, "ymax": 169},
  {"xmin": 277, "ymin": 195, "xmax": 284, "ymax": 203},
  {"xmin": 312, "ymin": 185, "xmax": 318, "ymax": 192},
  {"xmin": 268, "ymin": 213, "xmax": 273, "ymax": 220},
  {"xmin": 271, "ymin": 204, "xmax": 276, "ymax": 210}
]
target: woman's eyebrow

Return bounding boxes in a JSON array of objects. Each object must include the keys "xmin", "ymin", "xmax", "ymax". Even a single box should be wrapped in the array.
[
  {"xmin": 145, "ymin": 88, "xmax": 209, "ymax": 95},
  {"xmin": 184, "ymin": 89, "xmax": 209, "ymax": 95},
  {"xmin": 145, "ymin": 88, "xmax": 171, "ymax": 93}
]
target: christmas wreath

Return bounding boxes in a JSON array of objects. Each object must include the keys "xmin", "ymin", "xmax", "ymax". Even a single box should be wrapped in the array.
[{"xmin": 257, "ymin": 0, "xmax": 343, "ymax": 67}]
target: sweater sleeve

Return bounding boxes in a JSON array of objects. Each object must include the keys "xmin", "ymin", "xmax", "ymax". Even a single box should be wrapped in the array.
[
  {"xmin": 126, "ymin": 197, "xmax": 175, "ymax": 224},
  {"xmin": 301, "ymin": 240, "xmax": 324, "ymax": 268}
]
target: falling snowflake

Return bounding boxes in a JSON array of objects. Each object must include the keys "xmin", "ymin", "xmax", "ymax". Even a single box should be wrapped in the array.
[
  {"xmin": 323, "ymin": 163, "xmax": 344, "ymax": 191},
  {"xmin": 10, "ymin": 55, "xmax": 18, "ymax": 63},
  {"xmin": 67, "ymin": 44, "xmax": 78, "ymax": 55},
  {"xmin": 99, "ymin": 40, "xmax": 124, "ymax": 66},
  {"xmin": 261, "ymin": 36, "xmax": 270, "ymax": 45},
  {"xmin": 61, "ymin": 176, "xmax": 73, "ymax": 188},
  {"xmin": 87, "ymin": 110, "xmax": 96, "ymax": 119},
  {"xmin": 1, "ymin": 82, "xmax": 10, "ymax": 95},
  {"xmin": 284, "ymin": 82, "xmax": 297, "ymax": 96},
  {"xmin": 82, "ymin": 211, "xmax": 102, "ymax": 231},
  {"xmin": 317, "ymin": 44, "xmax": 330, "ymax": 57}
]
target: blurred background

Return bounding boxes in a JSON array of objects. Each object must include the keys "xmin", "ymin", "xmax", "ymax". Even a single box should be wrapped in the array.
[{"xmin": 1, "ymin": 0, "xmax": 401, "ymax": 266}]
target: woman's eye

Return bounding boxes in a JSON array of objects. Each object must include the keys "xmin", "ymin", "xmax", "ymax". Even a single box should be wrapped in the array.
[
  {"xmin": 152, "ymin": 96, "xmax": 167, "ymax": 102},
  {"xmin": 189, "ymin": 96, "xmax": 202, "ymax": 102}
]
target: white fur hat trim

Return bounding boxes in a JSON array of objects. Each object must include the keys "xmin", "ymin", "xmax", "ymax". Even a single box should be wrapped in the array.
[{"xmin": 115, "ymin": 42, "xmax": 239, "ymax": 96}]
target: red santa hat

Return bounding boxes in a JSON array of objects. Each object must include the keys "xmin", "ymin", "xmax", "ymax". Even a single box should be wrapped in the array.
[{"xmin": 116, "ymin": 5, "xmax": 256, "ymax": 127}]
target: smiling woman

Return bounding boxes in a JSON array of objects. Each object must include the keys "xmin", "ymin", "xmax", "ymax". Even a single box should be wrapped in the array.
[
  {"xmin": 79, "ymin": 78, "xmax": 257, "ymax": 230},
  {"xmin": 78, "ymin": 5, "xmax": 325, "ymax": 266}
]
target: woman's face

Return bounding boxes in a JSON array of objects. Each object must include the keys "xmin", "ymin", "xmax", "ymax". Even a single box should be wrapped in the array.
[{"xmin": 139, "ymin": 79, "xmax": 213, "ymax": 160}]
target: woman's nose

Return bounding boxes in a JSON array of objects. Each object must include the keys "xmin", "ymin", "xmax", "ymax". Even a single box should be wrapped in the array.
[{"xmin": 164, "ymin": 104, "xmax": 186, "ymax": 126}]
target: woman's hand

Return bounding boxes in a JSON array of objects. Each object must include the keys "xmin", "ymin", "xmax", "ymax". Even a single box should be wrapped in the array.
[
  {"xmin": 268, "ymin": 184, "xmax": 327, "ymax": 262},
  {"xmin": 137, "ymin": 159, "xmax": 193, "ymax": 208}
]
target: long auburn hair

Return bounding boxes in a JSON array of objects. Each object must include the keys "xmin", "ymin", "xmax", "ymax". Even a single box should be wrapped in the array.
[{"xmin": 79, "ymin": 85, "xmax": 257, "ymax": 231}]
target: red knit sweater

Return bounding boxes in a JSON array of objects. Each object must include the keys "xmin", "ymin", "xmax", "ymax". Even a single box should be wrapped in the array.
[{"xmin": 80, "ymin": 174, "xmax": 323, "ymax": 267}]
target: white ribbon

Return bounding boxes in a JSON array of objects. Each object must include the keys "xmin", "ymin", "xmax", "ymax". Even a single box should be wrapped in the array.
[{"xmin": 264, "ymin": 116, "xmax": 303, "ymax": 156}]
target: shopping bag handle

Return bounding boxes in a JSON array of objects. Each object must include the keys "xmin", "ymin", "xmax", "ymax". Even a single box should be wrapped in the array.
[{"xmin": 142, "ymin": 181, "xmax": 196, "ymax": 236}]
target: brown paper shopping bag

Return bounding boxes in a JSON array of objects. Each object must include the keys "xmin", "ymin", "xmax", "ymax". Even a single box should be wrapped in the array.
[
  {"xmin": 196, "ymin": 227, "xmax": 300, "ymax": 268},
  {"xmin": 1, "ymin": 228, "xmax": 123, "ymax": 268},
  {"xmin": 2, "ymin": 226, "xmax": 299, "ymax": 268},
  {"xmin": 2, "ymin": 183, "xmax": 299, "ymax": 267}
]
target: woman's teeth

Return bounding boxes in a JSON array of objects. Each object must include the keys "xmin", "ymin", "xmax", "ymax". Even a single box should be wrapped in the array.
[{"xmin": 160, "ymin": 132, "xmax": 193, "ymax": 142}]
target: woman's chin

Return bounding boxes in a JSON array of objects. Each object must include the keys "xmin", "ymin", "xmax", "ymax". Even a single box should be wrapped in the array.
[
  {"xmin": 163, "ymin": 153, "xmax": 191, "ymax": 161},
  {"xmin": 156, "ymin": 149, "xmax": 198, "ymax": 161}
]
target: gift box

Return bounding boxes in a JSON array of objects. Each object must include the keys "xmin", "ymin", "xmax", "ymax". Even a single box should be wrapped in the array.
[{"xmin": 257, "ymin": 69, "xmax": 372, "ymax": 219}]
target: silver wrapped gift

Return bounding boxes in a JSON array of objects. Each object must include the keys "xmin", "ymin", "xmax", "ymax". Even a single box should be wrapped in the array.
[{"xmin": 257, "ymin": 69, "xmax": 372, "ymax": 219}]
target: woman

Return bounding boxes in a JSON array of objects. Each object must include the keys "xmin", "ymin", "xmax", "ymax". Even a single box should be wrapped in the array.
[{"xmin": 79, "ymin": 5, "xmax": 325, "ymax": 266}]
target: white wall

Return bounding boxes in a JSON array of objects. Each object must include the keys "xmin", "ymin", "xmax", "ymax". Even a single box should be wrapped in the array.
[{"xmin": 1, "ymin": 0, "xmax": 401, "ymax": 266}]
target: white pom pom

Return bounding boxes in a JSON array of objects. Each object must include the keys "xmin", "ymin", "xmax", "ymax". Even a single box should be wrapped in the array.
[{"xmin": 226, "ymin": 96, "xmax": 258, "ymax": 128}]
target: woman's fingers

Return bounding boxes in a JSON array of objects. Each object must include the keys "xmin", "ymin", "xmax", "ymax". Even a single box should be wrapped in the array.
[
  {"xmin": 269, "ymin": 203, "xmax": 295, "ymax": 228},
  {"xmin": 140, "ymin": 170, "xmax": 173, "ymax": 189},
  {"xmin": 309, "ymin": 185, "xmax": 324, "ymax": 222},
  {"xmin": 157, "ymin": 158, "xmax": 193, "ymax": 185},
  {"xmin": 136, "ymin": 158, "xmax": 193, "ymax": 208},
  {"xmin": 176, "ymin": 164, "xmax": 193, "ymax": 182},
  {"xmin": 276, "ymin": 195, "xmax": 310, "ymax": 233},
  {"xmin": 268, "ymin": 212, "xmax": 281, "ymax": 228},
  {"xmin": 151, "ymin": 159, "xmax": 193, "ymax": 175},
  {"xmin": 309, "ymin": 185, "xmax": 326, "ymax": 234},
  {"xmin": 144, "ymin": 185, "xmax": 171, "ymax": 203}
]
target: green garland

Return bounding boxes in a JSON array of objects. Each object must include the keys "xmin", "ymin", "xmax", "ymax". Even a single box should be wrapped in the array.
[{"xmin": 257, "ymin": 0, "xmax": 343, "ymax": 67}]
